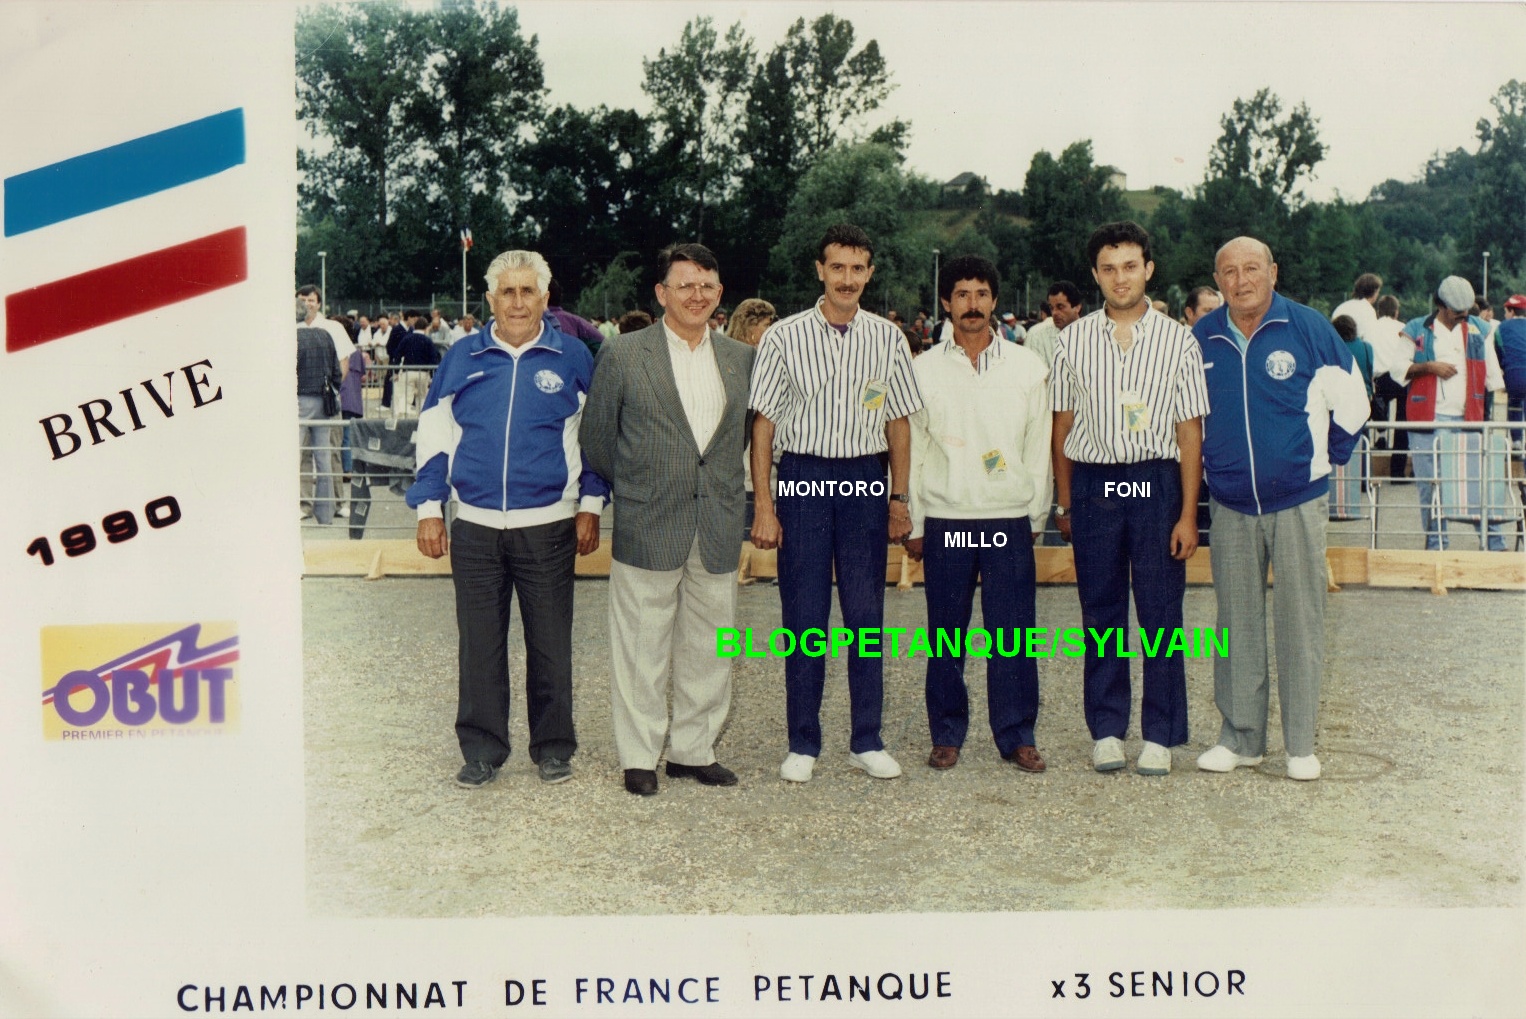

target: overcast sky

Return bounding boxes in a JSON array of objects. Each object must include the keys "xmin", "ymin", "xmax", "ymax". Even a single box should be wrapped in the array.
[{"xmin": 512, "ymin": 1, "xmax": 1524, "ymax": 202}]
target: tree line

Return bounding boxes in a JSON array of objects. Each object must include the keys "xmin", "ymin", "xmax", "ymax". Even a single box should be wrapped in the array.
[{"xmin": 296, "ymin": 1, "xmax": 1525, "ymax": 319}]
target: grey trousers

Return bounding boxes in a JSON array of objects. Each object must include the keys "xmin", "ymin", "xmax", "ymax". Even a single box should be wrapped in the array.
[
  {"xmin": 297, "ymin": 394, "xmax": 336, "ymax": 524},
  {"xmin": 608, "ymin": 537, "xmax": 737, "ymax": 770},
  {"xmin": 1208, "ymin": 495, "xmax": 1328, "ymax": 758}
]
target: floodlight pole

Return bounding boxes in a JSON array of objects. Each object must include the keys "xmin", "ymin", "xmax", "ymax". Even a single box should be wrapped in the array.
[{"xmin": 932, "ymin": 249, "xmax": 940, "ymax": 323}]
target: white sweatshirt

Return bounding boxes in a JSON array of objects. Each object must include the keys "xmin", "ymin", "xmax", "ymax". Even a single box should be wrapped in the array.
[{"xmin": 908, "ymin": 334, "xmax": 1052, "ymax": 539}]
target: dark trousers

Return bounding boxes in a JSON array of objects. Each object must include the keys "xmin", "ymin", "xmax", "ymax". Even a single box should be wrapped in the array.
[
  {"xmin": 777, "ymin": 453, "xmax": 888, "ymax": 756},
  {"xmin": 1505, "ymin": 370, "xmax": 1526, "ymax": 453},
  {"xmin": 450, "ymin": 517, "xmax": 577, "ymax": 766},
  {"xmin": 922, "ymin": 517, "xmax": 1038, "ymax": 753},
  {"xmin": 1374, "ymin": 375, "xmax": 1409, "ymax": 477},
  {"xmin": 1070, "ymin": 460, "xmax": 1188, "ymax": 747}
]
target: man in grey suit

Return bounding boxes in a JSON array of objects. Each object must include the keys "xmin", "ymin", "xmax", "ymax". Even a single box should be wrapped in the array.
[{"xmin": 580, "ymin": 243, "xmax": 757, "ymax": 796}]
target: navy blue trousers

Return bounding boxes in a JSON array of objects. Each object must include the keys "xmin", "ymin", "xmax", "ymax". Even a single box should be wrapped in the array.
[
  {"xmin": 776, "ymin": 453, "xmax": 888, "ymax": 756},
  {"xmin": 1069, "ymin": 460, "xmax": 1188, "ymax": 747},
  {"xmin": 922, "ymin": 517, "xmax": 1038, "ymax": 753}
]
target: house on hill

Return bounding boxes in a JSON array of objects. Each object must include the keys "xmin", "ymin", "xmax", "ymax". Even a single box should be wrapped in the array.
[{"xmin": 942, "ymin": 171, "xmax": 989, "ymax": 200}]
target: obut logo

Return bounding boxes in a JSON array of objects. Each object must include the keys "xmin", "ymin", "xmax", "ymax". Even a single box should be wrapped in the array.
[
  {"xmin": 1264, "ymin": 350, "xmax": 1297, "ymax": 380},
  {"xmin": 40, "ymin": 622, "xmax": 239, "ymax": 740}
]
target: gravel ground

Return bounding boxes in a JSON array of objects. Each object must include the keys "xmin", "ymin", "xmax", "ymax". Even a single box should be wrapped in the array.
[{"xmin": 304, "ymin": 577, "xmax": 1523, "ymax": 917}]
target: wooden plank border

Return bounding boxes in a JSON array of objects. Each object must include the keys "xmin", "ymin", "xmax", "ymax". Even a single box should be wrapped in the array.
[{"xmin": 306, "ymin": 540, "xmax": 1513, "ymax": 592}]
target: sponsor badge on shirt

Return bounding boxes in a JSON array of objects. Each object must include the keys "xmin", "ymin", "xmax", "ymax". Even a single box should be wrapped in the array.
[
  {"xmin": 982, "ymin": 449, "xmax": 1008, "ymax": 475},
  {"xmin": 1121, "ymin": 390, "xmax": 1150, "ymax": 432},
  {"xmin": 861, "ymin": 379, "xmax": 888, "ymax": 411}
]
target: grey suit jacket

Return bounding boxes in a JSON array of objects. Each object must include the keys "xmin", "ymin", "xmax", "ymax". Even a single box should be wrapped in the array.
[{"xmin": 580, "ymin": 321, "xmax": 756, "ymax": 573}]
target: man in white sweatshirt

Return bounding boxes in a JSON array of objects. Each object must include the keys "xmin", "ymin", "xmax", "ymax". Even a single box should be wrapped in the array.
[{"xmin": 905, "ymin": 255, "xmax": 1052, "ymax": 773}]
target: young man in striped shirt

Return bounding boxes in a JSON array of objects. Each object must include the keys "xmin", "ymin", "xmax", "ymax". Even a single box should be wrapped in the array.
[
  {"xmin": 1050, "ymin": 221, "xmax": 1209, "ymax": 777},
  {"xmin": 749, "ymin": 223, "xmax": 923, "ymax": 783}
]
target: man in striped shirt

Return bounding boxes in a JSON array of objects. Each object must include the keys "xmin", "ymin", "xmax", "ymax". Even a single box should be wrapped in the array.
[
  {"xmin": 1051, "ymin": 221, "xmax": 1209, "ymax": 777},
  {"xmin": 749, "ymin": 223, "xmax": 923, "ymax": 783}
]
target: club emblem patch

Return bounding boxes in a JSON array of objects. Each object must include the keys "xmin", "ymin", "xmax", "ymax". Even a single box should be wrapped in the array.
[
  {"xmin": 534, "ymin": 369, "xmax": 564, "ymax": 394},
  {"xmin": 1264, "ymin": 350, "xmax": 1297, "ymax": 380}
]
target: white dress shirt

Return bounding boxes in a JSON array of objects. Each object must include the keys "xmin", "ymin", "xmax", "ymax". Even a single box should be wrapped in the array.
[{"xmin": 664, "ymin": 320, "xmax": 726, "ymax": 453}]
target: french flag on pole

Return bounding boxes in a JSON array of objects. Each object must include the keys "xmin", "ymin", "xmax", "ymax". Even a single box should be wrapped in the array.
[
  {"xmin": 460, "ymin": 226, "xmax": 473, "ymax": 251},
  {"xmin": 3, "ymin": 108, "xmax": 248, "ymax": 354}
]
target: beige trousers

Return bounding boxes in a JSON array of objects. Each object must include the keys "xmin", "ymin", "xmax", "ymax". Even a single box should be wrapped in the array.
[{"xmin": 608, "ymin": 537, "xmax": 737, "ymax": 770}]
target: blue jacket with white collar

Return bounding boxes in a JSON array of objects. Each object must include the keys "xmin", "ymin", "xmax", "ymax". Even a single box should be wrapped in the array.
[
  {"xmin": 1192, "ymin": 292, "xmax": 1369, "ymax": 516},
  {"xmin": 407, "ymin": 322, "xmax": 609, "ymax": 520}
]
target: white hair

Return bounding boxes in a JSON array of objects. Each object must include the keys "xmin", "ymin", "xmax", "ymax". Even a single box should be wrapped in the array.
[{"xmin": 484, "ymin": 250, "xmax": 551, "ymax": 294}]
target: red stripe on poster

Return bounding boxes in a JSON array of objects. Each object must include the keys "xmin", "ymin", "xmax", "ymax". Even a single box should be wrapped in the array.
[{"xmin": 5, "ymin": 226, "xmax": 247, "ymax": 352}]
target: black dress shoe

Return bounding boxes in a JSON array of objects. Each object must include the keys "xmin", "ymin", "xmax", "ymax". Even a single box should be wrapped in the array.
[
  {"xmin": 624, "ymin": 768, "xmax": 659, "ymax": 796},
  {"xmin": 456, "ymin": 760, "xmax": 499, "ymax": 788},
  {"xmin": 664, "ymin": 761, "xmax": 738, "ymax": 786}
]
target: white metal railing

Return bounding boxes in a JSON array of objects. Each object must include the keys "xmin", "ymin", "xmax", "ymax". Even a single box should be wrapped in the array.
[{"xmin": 298, "ymin": 418, "xmax": 1526, "ymax": 550}]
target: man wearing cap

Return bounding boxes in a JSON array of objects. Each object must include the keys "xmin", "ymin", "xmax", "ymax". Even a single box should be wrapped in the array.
[
  {"xmin": 1394, "ymin": 276, "xmax": 1507, "ymax": 551},
  {"xmin": 999, "ymin": 311, "xmax": 1026, "ymax": 343},
  {"xmin": 1500, "ymin": 295, "xmax": 1526, "ymax": 458},
  {"xmin": 1192, "ymin": 236, "xmax": 1369, "ymax": 782}
]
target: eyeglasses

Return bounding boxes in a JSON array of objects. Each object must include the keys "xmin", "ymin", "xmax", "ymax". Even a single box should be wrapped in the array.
[{"xmin": 661, "ymin": 282, "xmax": 721, "ymax": 298}]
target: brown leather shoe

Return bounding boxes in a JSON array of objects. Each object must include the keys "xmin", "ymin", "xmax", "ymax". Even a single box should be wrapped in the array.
[
  {"xmin": 1005, "ymin": 745, "xmax": 1046, "ymax": 773},
  {"xmin": 927, "ymin": 745, "xmax": 960, "ymax": 769}
]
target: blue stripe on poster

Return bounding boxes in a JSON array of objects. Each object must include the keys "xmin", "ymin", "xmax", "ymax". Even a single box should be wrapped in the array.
[{"xmin": 4, "ymin": 108, "xmax": 245, "ymax": 237}]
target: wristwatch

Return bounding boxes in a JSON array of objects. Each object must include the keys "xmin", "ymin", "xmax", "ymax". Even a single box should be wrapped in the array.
[
  {"xmin": 1053, "ymin": 505, "xmax": 1070, "ymax": 518},
  {"xmin": 890, "ymin": 493, "xmax": 909, "ymax": 504}
]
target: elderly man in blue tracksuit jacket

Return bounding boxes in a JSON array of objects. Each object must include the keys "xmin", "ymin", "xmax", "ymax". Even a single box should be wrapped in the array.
[
  {"xmin": 1191, "ymin": 237, "xmax": 1369, "ymax": 782},
  {"xmin": 407, "ymin": 249, "xmax": 609, "ymax": 790}
]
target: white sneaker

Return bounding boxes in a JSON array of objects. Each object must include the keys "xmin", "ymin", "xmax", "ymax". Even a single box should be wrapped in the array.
[
  {"xmin": 1092, "ymin": 736, "xmax": 1126, "ymax": 772},
  {"xmin": 1196, "ymin": 744, "xmax": 1264, "ymax": 772},
  {"xmin": 780, "ymin": 753, "xmax": 816, "ymax": 783},
  {"xmin": 1287, "ymin": 754, "xmax": 1321, "ymax": 781},
  {"xmin": 335, "ymin": 506, "xmax": 349, "ymax": 518},
  {"xmin": 848, "ymin": 750, "xmax": 903, "ymax": 779},
  {"xmin": 1136, "ymin": 741, "xmax": 1171, "ymax": 776}
]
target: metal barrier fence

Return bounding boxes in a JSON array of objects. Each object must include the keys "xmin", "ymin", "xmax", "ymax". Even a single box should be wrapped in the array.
[{"xmin": 301, "ymin": 407, "xmax": 1526, "ymax": 552}]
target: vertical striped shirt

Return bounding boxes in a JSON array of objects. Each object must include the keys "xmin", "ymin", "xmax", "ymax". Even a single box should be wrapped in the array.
[
  {"xmin": 1050, "ymin": 305, "xmax": 1210, "ymax": 463},
  {"xmin": 749, "ymin": 297, "xmax": 922, "ymax": 457},
  {"xmin": 663, "ymin": 320, "xmax": 726, "ymax": 452}
]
